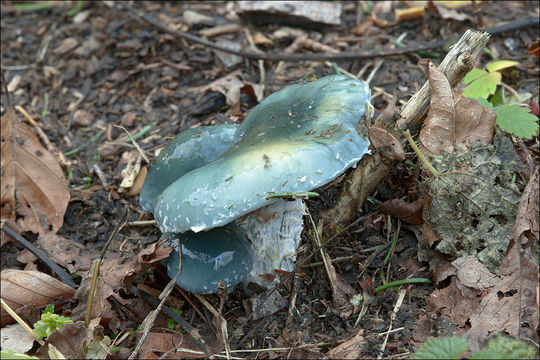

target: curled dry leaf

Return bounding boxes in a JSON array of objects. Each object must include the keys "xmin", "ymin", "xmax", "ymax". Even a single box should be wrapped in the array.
[
  {"xmin": 138, "ymin": 332, "xmax": 209, "ymax": 359},
  {"xmin": 0, "ymin": 269, "xmax": 76, "ymax": 327},
  {"xmin": 1, "ymin": 106, "xmax": 70, "ymax": 234},
  {"xmin": 202, "ymin": 69, "xmax": 263, "ymax": 106},
  {"xmin": 379, "ymin": 196, "xmax": 423, "ymax": 225},
  {"xmin": 35, "ymin": 321, "xmax": 86, "ymax": 359},
  {"xmin": 323, "ymin": 252, "xmax": 355, "ymax": 319},
  {"xmin": 326, "ymin": 329, "xmax": 367, "ymax": 359},
  {"xmin": 465, "ymin": 169, "xmax": 539, "ymax": 350},
  {"xmin": 368, "ymin": 126, "xmax": 405, "ymax": 161},
  {"xmin": 418, "ymin": 59, "xmax": 496, "ymax": 156},
  {"xmin": 122, "ymin": 241, "xmax": 172, "ymax": 291}
]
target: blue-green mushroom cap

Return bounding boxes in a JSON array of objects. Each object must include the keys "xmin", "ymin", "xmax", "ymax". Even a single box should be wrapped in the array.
[
  {"xmin": 165, "ymin": 226, "xmax": 252, "ymax": 294},
  {"xmin": 154, "ymin": 75, "xmax": 371, "ymax": 233},
  {"xmin": 140, "ymin": 124, "xmax": 238, "ymax": 213}
]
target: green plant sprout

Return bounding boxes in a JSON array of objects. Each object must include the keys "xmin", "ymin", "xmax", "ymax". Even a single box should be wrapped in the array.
[
  {"xmin": 414, "ymin": 334, "xmax": 537, "ymax": 359},
  {"xmin": 33, "ymin": 304, "xmax": 73, "ymax": 341},
  {"xmin": 375, "ymin": 278, "xmax": 431, "ymax": 292},
  {"xmin": 462, "ymin": 60, "xmax": 518, "ymax": 99},
  {"xmin": 462, "ymin": 60, "xmax": 538, "ymax": 139},
  {"xmin": 167, "ymin": 307, "xmax": 183, "ymax": 330},
  {"xmin": 265, "ymin": 191, "xmax": 320, "ymax": 200}
]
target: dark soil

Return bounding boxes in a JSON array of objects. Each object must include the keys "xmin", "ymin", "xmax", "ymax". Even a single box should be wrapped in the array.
[{"xmin": 1, "ymin": 1, "xmax": 538, "ymax": 358}]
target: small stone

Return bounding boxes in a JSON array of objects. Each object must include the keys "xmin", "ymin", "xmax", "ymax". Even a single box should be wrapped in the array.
[
  {"xmin": 121, "ymin": 111, "xmax": 137, "ymax": 127},
  {"xmin": 183, "ymin": 10, "xmax": 215, "ymax": 26},
  {"xmin": 72, "ymin": 109, "xmax": 93, "ymax": 127},
  {"xmin": 53, "ymin": 37, "xmax": 79, "ymax": 55}
]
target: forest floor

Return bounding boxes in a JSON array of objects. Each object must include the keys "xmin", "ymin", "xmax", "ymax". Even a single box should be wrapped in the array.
[{"xmin": 1, "ymin": 1, "xmax": 539, "ymax": 359}]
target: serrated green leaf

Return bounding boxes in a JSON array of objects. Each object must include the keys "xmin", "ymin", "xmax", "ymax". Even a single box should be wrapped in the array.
[
  {"xmin": 490, "ymin": 87, "xmax": 505, "ymax": 107},
  {"xmin": 0, "ymin": 349, "xmax": 39, "ymax": 360},
  {"xmin": 470, "ymin": 335, "xmax": 537, "ymax": 359},
  {"xmin": 414, "ymin": 336, "xmax": 469, "ymax": 359},
  {"xmin": 486, "ymin": 60, "xmax": 519, "ymax": 73},
  {"xmin": 33, "ymin": 312, "xmax": 73, "ymax": 340},
  {"xmin": 463, "ymin": 72, "xmax": 501, "ymax": 99},
  {"xmin": 475, "ymin": 97, "xmax": 493, "ymax": 109},
  {"xmin": 495, "ymin": 104, "xmax": 539, "ymax": 139},
  {"xmin": 463, "ymin": 68, "xmax": 487, "ymax": 84}
]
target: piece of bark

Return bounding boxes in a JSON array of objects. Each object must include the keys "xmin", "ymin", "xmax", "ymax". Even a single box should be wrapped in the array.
[{"xmin": 323, "ymin": 30, "xmax": 490, "ymax": 228}]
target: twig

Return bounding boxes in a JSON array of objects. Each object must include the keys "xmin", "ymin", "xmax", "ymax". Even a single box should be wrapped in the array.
[
  {"xmin": 0, "ymin": 298, "xmax": 44, "ymax": 346},
  {"xmin": 131, "ymin": 287, "xmax": 213, "ymax": 358},
  {"xmin": 85, "ymin": 259, "xmax": 100, "ymax": 327},
  {"xmin": 365, "ymin": 59, "xmax": 384, "ymax": 85},
  {"xmin": 99, "ymin": 206, "xmax": 129, "ymax": 262},
  {"xmin": 299, "ymin": 211, "xmax": 379, "ymax": 269},
  {"xmin": 378, "ymin": 289, "xmax": 406, "ymax": 359},
  {"xmin": 15, "ymin": 105, "xmax": 71, "ymax": 167},
  {"xmin": 110, "ymin": 1, "xmax": 538, "ymax": 62},
  {"xmin": 92, "ymin": 164, "xmax": 109, "ymax": 190},
  {"xmin": 1, "ymin": 224, "xmax": 77, "ymax": 288},
  {"xmin": 114, "ymin": 125, "xmax": 150, "ymax": 164},
  {"xmin": 228, "ymin": 342, "xmax": 334, "ymax": 354},
  {"xmin": 471, "ymin": 0, "xmax": 485, "ymax": 30},
  {"xmin": 194, "ymin": 293, "xmax": 232, "ymax": 360},
  {"xmin": 127, "ymin": 220, "xmax": 156, "ymax": 226},
  {"xmin": 243, "ymin": 27, "xmax": 265, "ymax": 88},
  {"xmin": 129, "ymin": 236, "xmax": 183, "ymax": 360}
]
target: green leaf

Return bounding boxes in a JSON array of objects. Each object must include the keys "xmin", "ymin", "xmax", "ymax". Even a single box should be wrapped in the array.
[
  {"xmin": 495, "ymin": 104, "xmax": 539, "ymax": 139},
  {"xmin": 462, "ymin": 71, "xmax": 501, "ymax": 99},
  {"xmin": 0, "ymin": 349, "xmax": 39, "ymax": 360},
  {"xmin": 463, "ymin": 68, "xmax": 487, "ymax": 84},
  {"xmin": 414, "ymin": 336, "xmax": 469, "ymax": 359},
  {"xmin": 490, "ymin": 87, "xmax": 505, "ymax": 107},
  {"xmin": 470, "ymin": 335, "xmax": 537, "ymax": 359},
  {"xmin": 33, "ymin": 311, "xmax": 73, "ymax": 340},
  {"xmin": 486, "ymin": 60, "xmax": 519, "ymax": 73},
  {"xmin": 475, "ymin": 97, "xmax": 493, "ymax": 109},
  {"xmin": 13, "ymin": 1, "xmax": 54, "ymax": 11}
]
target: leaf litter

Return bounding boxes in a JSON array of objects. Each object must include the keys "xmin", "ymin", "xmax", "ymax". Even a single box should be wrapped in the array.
[
  {"xmin": 1, "ymin": 1, "xmax": 539, "ymax": 358},
  {"xmin": 413, "ymin": 57, "xmax": 539, "ymax": 351},
  {"xmin": 1, "ymin": 102, "xmax": 70, "ymax": 235}
]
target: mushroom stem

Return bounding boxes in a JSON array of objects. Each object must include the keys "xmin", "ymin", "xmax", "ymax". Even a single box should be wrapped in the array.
[{"xmin": 236, "ymin": 198, "xmax": 307, "ymax": 287}]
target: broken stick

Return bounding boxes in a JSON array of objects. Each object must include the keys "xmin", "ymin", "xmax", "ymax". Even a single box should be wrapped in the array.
[{"xmin": 323, "ymin": 30, "xmax": 490, "ymax": 228}]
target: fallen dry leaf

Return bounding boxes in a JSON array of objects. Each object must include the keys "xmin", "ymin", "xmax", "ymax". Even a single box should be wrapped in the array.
[
  {"xmin": 202, "ymin": 69, "xmax": 263, "ymax": 106},
  {"xmin": 73, "ymin": 266, "xmax": 114, "ymax": 322},
  {"xmin": 323, "ymin": 252, "xmax": 355, "ymax": 319},
  {"xmin": 35, "ymin": 232, "xmax": 94, "ymax": 274},
  {"xmin": 138, "ymin": 332, "xmax": 209, "ymax": 359},
  {"xmin": 418, "ymin": 59, "xmax": 495, "ymax": 156},
  {"xmin": 368, "ymin": 126, "xmax": 405, "ymax": 161},
  {"xmin": 129, "ymin": 164, "xmax": 147, "ymax": 196},
  {"xmin": 122, "ymin": 241, "xmax": 172, "ymax": 291},
  {"xmin": 452, "ymin": 255, "xmax": 498, "ymax": 290},
  {"xmin": 35, "ymin": 321, "xmax": 86, "ymax": 359},
  {"xmin": 379, "ymin": 196, "xmax": 423, "ymax": 225},
  {"xmin": 426, "ymin": 276, "xmax": 478, "ymax": 327},
  {"xmin": 119, "ymin": 150, "xmax": 142, "ymax": 190},
  {"xmin": 251, "ymin": 288, "xmax": 287, "ymax": 321},
  {"xmin": 1, "ymin": 105, "xmax": 70, "ymax": 234},
  {"xmin": 465, "ymin": 169, "xmax": 539, "ymax": 350},
  {"xmin": 0, "ymin": 269, "xmax": 76, "ymax": 327},
  {"xmin": 429, "ymin": 2, "xmax": 473, "ymax": 21},
  {"xmin": 395, "ymin": 6, "xmax": 425, "ymax": 23},
  {"xmin": 326, "ymin": 329, "xmax": 368, "ymax": 359}
]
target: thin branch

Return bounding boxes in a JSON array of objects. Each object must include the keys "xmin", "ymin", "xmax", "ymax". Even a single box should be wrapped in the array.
[{"xmin": 108, "ymin": 1, "xmax": 538, "ymax": 63}]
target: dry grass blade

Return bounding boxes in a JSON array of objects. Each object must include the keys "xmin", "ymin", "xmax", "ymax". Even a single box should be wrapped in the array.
[{"xmin": 1, "ymin": 100, "xmax": 69, "ymax": 234}]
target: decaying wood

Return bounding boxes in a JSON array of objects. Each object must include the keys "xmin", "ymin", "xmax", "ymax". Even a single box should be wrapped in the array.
[{"xmin": 323, "ymin": 30, "xmax": 490, "ymax": 228}]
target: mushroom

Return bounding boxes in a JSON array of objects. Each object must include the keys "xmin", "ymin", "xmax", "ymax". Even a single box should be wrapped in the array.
[
  {"xmin": 143, "ymin": 74, "xmax": 371, "ymax": 292},
  {"xmin": 164, "ymin": 225, "xmax": 252, "ymax": 294},
  {"xmin": 139, "ymin": 124, "xmax": 237, "ymax": 213}
]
